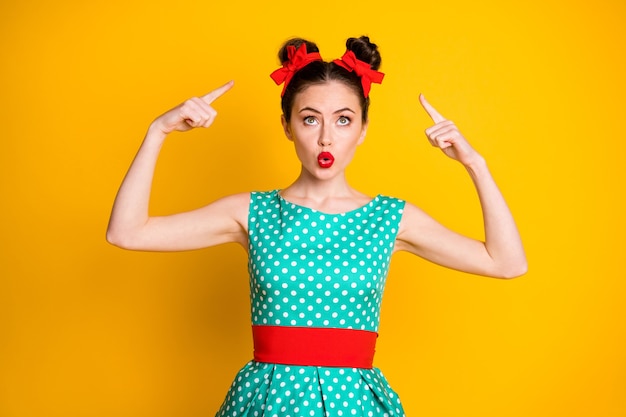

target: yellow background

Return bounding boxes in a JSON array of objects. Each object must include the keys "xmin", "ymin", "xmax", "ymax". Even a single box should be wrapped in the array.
[{"xmin": 1, "ymin": 0, "xmax": 624, "ymax": 416}]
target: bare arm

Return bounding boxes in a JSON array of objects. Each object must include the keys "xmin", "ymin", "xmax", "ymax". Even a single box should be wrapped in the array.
[
  {"xmin": 395, "ymin": 95, "xmax": 527, "ymax": 279},
  {"xmin": 106, "ymin": 81, "xmax": 249, "ymax": 252}
]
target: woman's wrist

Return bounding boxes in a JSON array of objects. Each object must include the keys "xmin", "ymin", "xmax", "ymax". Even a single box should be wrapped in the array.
[
  {"xmin": 145, "ymin": 121, "xmax": 169, "ymax": 144},
  {"xmin": 463, "ymin": 153, "xmax": 488, "ymax": 178}
]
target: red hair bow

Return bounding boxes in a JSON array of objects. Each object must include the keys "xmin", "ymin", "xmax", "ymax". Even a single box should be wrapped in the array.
[
  {"xmin": 333, "ymin": 50, "xmax": 384, "ymax": 97},
  {"xmin": 270, "ymin": 43, "xmax": 322, "ymax": 96}
]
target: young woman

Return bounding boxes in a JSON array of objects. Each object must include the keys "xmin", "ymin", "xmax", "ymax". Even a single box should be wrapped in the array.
[{"xmin": 107, "ymin": 36, "xmax": 527, "ymax": 417}]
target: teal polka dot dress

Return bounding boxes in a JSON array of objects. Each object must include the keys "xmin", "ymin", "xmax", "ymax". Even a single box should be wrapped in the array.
[{"xmin": 216, "ymin": 190, "xmax": 407, "ymax": 417}]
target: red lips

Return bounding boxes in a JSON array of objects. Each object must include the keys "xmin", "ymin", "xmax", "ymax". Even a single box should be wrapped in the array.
[{"xmin": 317, "ymin": 152, "xmax": 335, "ymax": 168}]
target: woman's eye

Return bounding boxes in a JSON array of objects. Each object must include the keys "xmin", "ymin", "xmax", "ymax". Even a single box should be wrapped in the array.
[
  {"xmin": 337, "ymin": 116, "xmax": 350, "ymax": 126},
  {"xmin": 304, "ymin": 116, "xmax": 317, "ymax": 125}
]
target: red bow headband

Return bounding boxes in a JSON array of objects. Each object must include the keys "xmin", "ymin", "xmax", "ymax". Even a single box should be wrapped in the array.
[
  {"xmin": 270, "ymin": 43, "xmax": 323, "ymax": 96},
  {"xmin": 270, "ymin": 45, "xmax": 385, "ymax": 97},
  {"xmin": 333, "ymin": 50, "xmax": 384, "ymax": 98}
]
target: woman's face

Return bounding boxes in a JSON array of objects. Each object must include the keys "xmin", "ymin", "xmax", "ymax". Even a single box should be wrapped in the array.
[{"xmin": 282, "ymin": 80, "xmax": 368, "ymax": 179}]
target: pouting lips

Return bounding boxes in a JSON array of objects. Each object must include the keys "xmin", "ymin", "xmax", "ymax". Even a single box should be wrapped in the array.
[{"xmin": 317, "ymin": 152, "xmax": 335, "ymax": 168}]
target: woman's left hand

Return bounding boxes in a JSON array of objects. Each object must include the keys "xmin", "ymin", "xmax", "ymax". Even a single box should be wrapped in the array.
[{"xmin": 419, "ymin": 94, "xmax": 481, "ymax": 166}]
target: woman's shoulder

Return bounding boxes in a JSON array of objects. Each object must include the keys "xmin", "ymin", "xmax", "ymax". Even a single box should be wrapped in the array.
[
  {"xmin": 248, "ymin": 189, "xmax": 281, "ymax": 206},
  {"xmin": 375, "ymin": 194, "xmax": 406, "ymax": 210},
  {"xmin": 217, "ymin": 190, "xmax": 278, "ymax": 204},
  {"xmin": 376, "ymin": 193, "xmax": 405, "ymax": 203},
  {"xmin": 250, "ymin": 189, "xmax": 279, "ymax": 198}
]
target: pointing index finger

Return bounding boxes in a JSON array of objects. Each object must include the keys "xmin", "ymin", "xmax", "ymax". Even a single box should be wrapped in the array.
[
  {"xmin": 419, "ymin": 94, "xmax": 446, "ymax": 124},
  {"xmin": 202, "ymin": 80, "xmax": 235, "ymax": 104}
]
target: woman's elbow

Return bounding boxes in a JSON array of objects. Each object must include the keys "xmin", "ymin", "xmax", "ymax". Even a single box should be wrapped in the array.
[
  {"xmin": 106, "ymin": 227, "xmax": 137, "ymax": 250},
  {"xmin": 106, "ymin": 229, "xmax": 124, "ymax": 248},
  {"xmin": 497, "ymin": 260, "xmax": 528, "ymax": 279}
]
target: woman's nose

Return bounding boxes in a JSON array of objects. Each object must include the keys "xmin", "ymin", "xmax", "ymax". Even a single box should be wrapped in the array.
[{"xmin": 318, "ymin": 126, "xmax": 332, "ymax": 147}]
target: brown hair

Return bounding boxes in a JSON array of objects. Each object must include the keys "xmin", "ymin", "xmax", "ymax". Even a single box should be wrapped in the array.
[{"xmin": 277, "ymin": 36, "xmax": 382, "ymax": 122}]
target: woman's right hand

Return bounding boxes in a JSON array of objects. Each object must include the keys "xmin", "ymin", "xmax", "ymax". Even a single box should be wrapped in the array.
[{"xmin": 151, "ymin": 80, "xmax": 234, "ymax": 135}]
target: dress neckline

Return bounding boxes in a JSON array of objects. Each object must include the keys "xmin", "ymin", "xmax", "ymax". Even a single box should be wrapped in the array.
[{"xmin": 275, "ymin": 189, "xmax": 381, "ymax": 216}]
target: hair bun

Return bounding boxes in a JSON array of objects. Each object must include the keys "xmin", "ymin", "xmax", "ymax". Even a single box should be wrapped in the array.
[
  {"xmin": 345, "ymin": 36, "xmax": 381, "ymax": 71},
  {"xmin": 278, "ymin": 38, "xmax": 320, "ymax": 64}
]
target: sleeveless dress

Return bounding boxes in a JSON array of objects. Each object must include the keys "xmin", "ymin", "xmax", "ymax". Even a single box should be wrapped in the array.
[{"xmin": 215, "ymin": 190, "xmax": 407, "ymax": 417}]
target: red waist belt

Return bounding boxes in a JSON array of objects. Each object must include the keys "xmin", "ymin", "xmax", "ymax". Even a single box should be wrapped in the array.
[{"xmin": 252, "ymin": 325, "xmax": 377, "ymax": 369}]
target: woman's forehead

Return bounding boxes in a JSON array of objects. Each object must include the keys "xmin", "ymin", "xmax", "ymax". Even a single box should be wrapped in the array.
[{"xmin": 293, "ymin": 81, "xmax": 361, "ymax": 111}]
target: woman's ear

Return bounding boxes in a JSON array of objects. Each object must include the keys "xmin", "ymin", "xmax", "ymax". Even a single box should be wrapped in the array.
[
  {"xmin": 281, "ymin": 115, "xmax": 293, "ymax": 141},
  {"xmin": 357, "ymin": 119, "xmax": 369, "ymax": 145}
]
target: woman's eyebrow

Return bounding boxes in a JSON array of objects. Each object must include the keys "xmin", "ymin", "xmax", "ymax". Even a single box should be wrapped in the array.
[
  {"xmin": 298, "ymin": 106, "xmax": 321, "ymax": 114},
  {"xmin": 298, "ymin": 106, "xmax": 356, "ymax": 114},
  {"xmin": 333, "ymin": 107, "xmax": 356, "ymax": 114}
]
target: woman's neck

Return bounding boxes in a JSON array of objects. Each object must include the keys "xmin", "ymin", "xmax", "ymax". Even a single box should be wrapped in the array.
[{"xmin": 279, "ymin": 169, "xmax": 371, "ymax": 213}]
